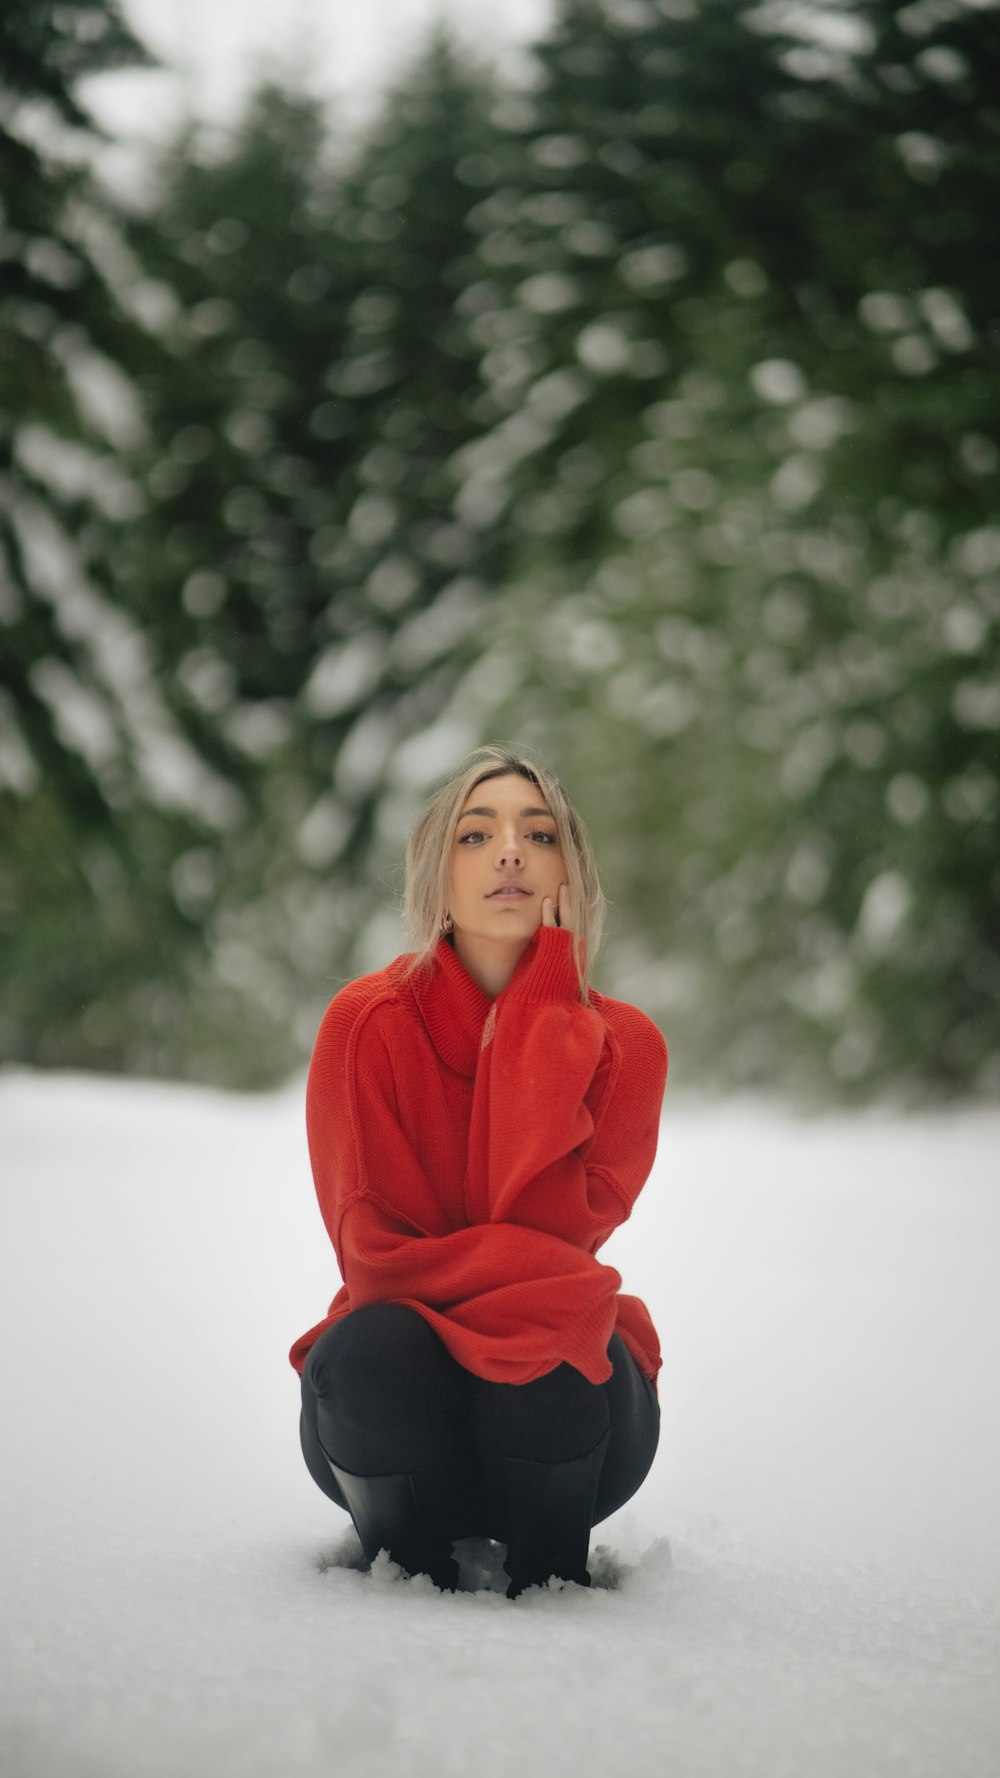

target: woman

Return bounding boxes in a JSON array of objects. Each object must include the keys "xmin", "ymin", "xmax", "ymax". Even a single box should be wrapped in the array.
[{"xmin": 291, "ymin": 745, "xmax": 668, "ymax": 1596}]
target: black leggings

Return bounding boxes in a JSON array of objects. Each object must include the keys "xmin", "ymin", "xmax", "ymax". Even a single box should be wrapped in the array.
[{"xmin": 299, "ymin": 1302, "xmax": 660, "ymax": 1544}]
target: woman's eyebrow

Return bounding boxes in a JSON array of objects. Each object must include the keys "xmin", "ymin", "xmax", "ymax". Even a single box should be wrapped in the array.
[{"xmin": 458, "ymin": 805, "xmax": 554, "ymax": 819}]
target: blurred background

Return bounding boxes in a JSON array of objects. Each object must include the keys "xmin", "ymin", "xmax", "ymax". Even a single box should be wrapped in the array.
[{"xmin": 1, "ymin": 0, "xmax": 997, "ymax": 1102}]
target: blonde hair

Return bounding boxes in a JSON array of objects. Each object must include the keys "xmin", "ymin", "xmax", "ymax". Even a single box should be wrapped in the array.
[{"xmin": 403, "ymin": 744, "xmax": 605, "ymax": 1002}]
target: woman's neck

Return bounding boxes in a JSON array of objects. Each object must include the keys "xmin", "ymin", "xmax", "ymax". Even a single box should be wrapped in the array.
[{"xmin": 451, "ymin": 929, "xmax": 531, "ymax": 999}]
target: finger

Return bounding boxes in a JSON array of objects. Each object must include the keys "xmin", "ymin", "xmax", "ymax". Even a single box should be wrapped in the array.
[
  {"xmin": 558, "ymin": 882, "xmax": 572, "ymax": 930},
  {"xmin": 541, "ymin": 895, "xmax": 555, "ymax": 926}
]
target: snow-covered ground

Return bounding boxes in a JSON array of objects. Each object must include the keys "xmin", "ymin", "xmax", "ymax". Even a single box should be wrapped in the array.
[{"xmin": 2, "ymin": 1069, "xmax": 998, "ymax": 1777}]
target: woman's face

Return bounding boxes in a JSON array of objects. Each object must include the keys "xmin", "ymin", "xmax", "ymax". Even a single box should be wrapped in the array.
[{"xmin": 448, "ymin": 773, "xmax": 567, "ymax": 943}]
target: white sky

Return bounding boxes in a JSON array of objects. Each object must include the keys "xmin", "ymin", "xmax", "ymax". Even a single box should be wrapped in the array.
[{"xmin": 87, "ymin": 0, "xmax": 554, "ymax": 146}]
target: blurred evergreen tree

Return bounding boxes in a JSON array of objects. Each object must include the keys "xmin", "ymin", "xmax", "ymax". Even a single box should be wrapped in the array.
[
  {"xmin": 110, "ymin": 38, "xmax": 511, "ymax": 1079},
  {"xmin": 0, "ymin": 1, "xmax": 239, "ymax": 1079},
  {"xmin": 459, "ymin": 0, "xmax": 1000, "ymax": 1099},
  {"xmin": 4, "ymin": 0, "xmax": 996, "ymax": 1100}
]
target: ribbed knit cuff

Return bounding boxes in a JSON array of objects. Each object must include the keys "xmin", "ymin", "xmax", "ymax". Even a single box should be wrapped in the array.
[
  {"xmin": 508, "ymin": 925, "xmax": 585, "ymax": 1004},
  {"xmin": 559, "ymin": 1292, "xmax": 618, "ymax": 1384}
]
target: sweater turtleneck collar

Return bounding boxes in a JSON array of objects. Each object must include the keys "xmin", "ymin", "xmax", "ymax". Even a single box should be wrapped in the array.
[
  {"xmin": 406, "ymin": 935, "xmax": 493, "ymax": 1078},
  {"xmin": 406, "ymin": 927, "xmax": 581, "ymax": 1077}
]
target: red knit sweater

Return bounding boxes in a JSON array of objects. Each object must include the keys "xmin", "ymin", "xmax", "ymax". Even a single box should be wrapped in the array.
[{"xmin": 289, "ymin": 925, "xmax": 668, "ymax": 1387}]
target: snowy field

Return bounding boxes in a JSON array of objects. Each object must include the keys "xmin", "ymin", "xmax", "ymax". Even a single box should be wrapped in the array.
[{"xmin": 2, "ymin": 1067, "xmax": 999, "ymax": 1777}]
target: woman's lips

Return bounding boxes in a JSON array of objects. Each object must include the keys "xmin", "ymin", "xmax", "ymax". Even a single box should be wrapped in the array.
[{"xmin": 486, "ymin": 885, "xmax": 532, "ymax": 898}]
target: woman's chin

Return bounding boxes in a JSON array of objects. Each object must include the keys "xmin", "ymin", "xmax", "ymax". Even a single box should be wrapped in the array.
[{"xmin": 456, "ymin": 913, "xmax": 539, "ymax": 946}]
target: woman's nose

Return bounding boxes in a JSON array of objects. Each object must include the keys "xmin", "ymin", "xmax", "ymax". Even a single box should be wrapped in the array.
[{"xmin": 496, "ymin": 833, "xmax": 523, "ymax": 867}]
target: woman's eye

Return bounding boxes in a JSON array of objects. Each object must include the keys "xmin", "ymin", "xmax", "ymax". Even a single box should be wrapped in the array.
[{"xmin": 457, "ymin": 826, "xmax": 555, "ymax": 845}]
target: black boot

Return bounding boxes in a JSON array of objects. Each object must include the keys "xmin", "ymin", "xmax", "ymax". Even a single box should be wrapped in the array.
[
  {"xmin": 501, "ymin": 1430, "xmax": 610, "ymax": 1599},
  {"xmin": 327, "ymin": 1461, "xmax": 459, "ymax": 1592}
]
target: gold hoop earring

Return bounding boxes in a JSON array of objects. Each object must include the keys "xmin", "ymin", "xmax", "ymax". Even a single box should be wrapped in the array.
[{"xmin": 440, "ymin": 911, "xmax": 454, "ymax": 935}]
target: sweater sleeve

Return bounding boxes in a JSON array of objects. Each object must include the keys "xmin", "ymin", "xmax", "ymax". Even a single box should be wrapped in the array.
[
  {"xmin": 303, "ymin": 982, "xmax": 622, "ymax": 1384},
  {"xmin": 336, "ymin": 1198, "xmax": 620, "ymax": 1384},
  {"xmin": 463, "ymin": 927, "xmax": 668, "ymax": 1252}
]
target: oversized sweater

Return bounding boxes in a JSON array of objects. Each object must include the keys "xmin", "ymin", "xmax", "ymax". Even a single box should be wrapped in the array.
[{"xmin": 289, "ymin": 924, "xmax": 668, "ymax": 1388}]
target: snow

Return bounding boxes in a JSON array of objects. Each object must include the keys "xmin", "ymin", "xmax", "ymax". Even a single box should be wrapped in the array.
[{"xmin": 2, "ymin": 1068, "xmax": 999, "ymax": 1776}]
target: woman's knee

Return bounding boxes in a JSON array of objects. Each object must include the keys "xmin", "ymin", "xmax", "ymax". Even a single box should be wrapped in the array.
[
  {"xmin": 302, "ymin": 1302, "xmax": 472, "ymax": 1479},
  {"xmin": 592, "ymin": 1338, "xmax": 660, "ymax": 1523},
  {"xmin": 304, "ymin": 1303, "xmax": 444, "ymax": 1409},
  {"xmin": 476, "ymin": 1361, "xmax": 611, "ymax": 1465},
  {"xmin": 302, "ymin": 1303, "xmax": 472, "ymax": 1453}
]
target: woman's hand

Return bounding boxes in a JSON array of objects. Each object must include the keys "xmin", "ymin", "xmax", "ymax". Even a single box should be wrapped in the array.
[{"xmin": 541, "ymin": 883, "xmax": 573, "ymax": 931}]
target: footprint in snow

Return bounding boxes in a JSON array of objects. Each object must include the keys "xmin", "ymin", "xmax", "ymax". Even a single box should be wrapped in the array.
[{"xmin": 315, "ymin": 1533, "xmax": 659, "ymax": 1595}]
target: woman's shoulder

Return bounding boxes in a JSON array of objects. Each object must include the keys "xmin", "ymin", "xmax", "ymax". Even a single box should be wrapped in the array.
[
  {"xmin": 314, "ymin": 953, "xmax": 421, "ymax": 1046},
  {"xmin": 590, "ymin": 988, "xmax": 668, "ymax": 1072}
]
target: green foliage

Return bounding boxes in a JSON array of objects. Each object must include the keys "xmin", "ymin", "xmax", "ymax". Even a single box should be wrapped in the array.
[
  {"xmin": 0, "ymin": 0, "xmax": 223, "ymax": 1078},
  {"xmin": 3, "ymin": 0, "xmax": 998, "ymax": 1098},
  {"xmin": 461, "ymin": 0, "xmax": 1000, "ymax": 1100},
  {"xmin": 101, "ymin": 40, "xmax": 514, "ymax": 1079}
]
